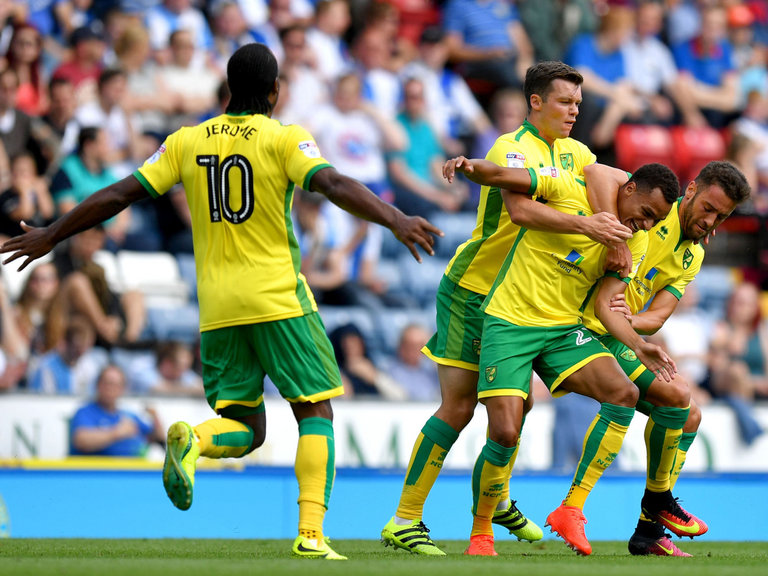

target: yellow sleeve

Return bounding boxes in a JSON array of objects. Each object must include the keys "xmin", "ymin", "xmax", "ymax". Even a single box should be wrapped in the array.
[
  {"xmin": 532, "ymin": 167, "xmax": 585, "ymax": 204},
  {"xmin": 282, "ymin": 125, "xmax": 333, "ymax": 190},
  {"xmin": 134, "ymin": 130, "xmax": 183, "ymax": 198},
  {"xmin": 665, "ymin": 245, "xmax": 704, "ymax": 300}
]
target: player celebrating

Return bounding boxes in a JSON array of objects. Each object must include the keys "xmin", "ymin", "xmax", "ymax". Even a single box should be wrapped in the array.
[
  {"xmin": 380, "ymin": 61, "xmax": 634, "ymax": 556},
  {"xmin": 582, "ymin": 160, "xmax": 750, "ymax": 556},
  {"xmin": 0, "ymin": 43, "xmax": 442, "ymax": 560}
]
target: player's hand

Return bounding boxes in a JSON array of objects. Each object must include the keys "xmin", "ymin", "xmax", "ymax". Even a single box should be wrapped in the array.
[
  {"xmin": 582, "ymin": 212, "xmax": 633, "ymax": 245},
  {"xmin": 636, "ymin": 341, "xmax": 677, "ymax": 383},
  {"xmin": 604, "ymin": 242, "xmax": 633, "ymax": 277},
  {"xmin": 113, "ymin": 416, "xmax": 139, "ymax": 440},
  {"xmin": 696, "ymin": 227, "xmax": 716, "ymax": 246},
  {"xmin": 442, "ymin": 156, "xmax": 473, "ymax": 184},
  {"xmin": 0, "ymin": 221, "xmax": 56, "ymax": 272},
  {"xmin": 608, "ymin": 293, "xmax": 633, "ymax": 321},
  {"xmin": 393, "ymin": 213, "xmax": 444, "ymax": 263}
]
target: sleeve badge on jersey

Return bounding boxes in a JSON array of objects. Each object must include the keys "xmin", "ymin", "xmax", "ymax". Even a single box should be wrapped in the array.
[
  {"xmin": 506, "ymin": 152, "xmax": 525, "ymax": 168},
  {"xmin": 538, "ymin": 166, "xmax": 560, "ymax": 177},
  {"xmin": 146, "ymin": 143, "xmax": 167, "ymax": 165},
  {"xmin": 298, "ymin": 140, "xmax": 321, "ymax": 158}
]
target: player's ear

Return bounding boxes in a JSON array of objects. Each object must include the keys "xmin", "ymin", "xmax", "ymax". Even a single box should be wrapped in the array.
[
  {"xmin": 683, "ymin": 180, "xmax": 697, "ymax": 199},
  {"xmin": 529, "ymin": 94, "xmax": 543, "ymax": 111}
]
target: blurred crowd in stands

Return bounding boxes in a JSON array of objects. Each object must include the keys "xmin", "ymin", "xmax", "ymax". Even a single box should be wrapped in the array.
[{"xmin": 0, "ymin": 0, "xmax": 765, "ymax": 436}]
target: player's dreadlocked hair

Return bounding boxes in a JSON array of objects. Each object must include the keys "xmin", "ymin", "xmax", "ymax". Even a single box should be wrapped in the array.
[
  {"xmin": 630, "ymin": 163, "xmax": 681, "ymax": 204},
  {"xmin": 226, "ymin": 43, "xmax": 278, "ymax": 116}
]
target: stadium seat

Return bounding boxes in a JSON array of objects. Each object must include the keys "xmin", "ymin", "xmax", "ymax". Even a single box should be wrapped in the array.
[
  {"xmin": 92, "ymin": 250, "xmax": 123, "ymax": 294},
  {"xmin": 614, "ymin": 124, "xmax": 676, "ymax": 174},
  {"xmin": 0, "ymin": 252, "xmax": 53, "ymax": 302},
  {"xmin": 116, "ymin": 250, "xmax": 190, "ymax": 309},
  {"xmin": 669, "ymin": 126, "xmax": 726, "ymax": 184},
  {"xmin": 397, "ymin": 254, "xmax": 450, "ymax": 308},
  {"xmin": 175, "ymin": 253, "xmax": 197, "ymax": 300},
  {"xmin": 373, "ymin": 307, "xmax": 436, "ymax": 355},
  {"xmin": 145, "ymin": 304, "xmax": 200, "ymax": 344},
  {"xmin": 694, "ymin": 266, "xmax": 738, "ymax": 319},
  {"xmin": 430, "ymin": 212, "xmax": 476, "ymax": 258}
]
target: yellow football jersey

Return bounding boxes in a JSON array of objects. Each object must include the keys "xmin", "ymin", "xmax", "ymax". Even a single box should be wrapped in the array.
[
  {"xmin": 134, "ymin": 113, "xmax": 332, "ymax": 331},
  {"xmin": 483, "ymin": 167, "xmax": 649, "ymax": 327},
  {"xmin": 445, "ymin": 120, "xmax": 596, "ymax": 295},
  {"xmin": 582, "ymin": 198, "xmax": 704, "ymax": 335}
]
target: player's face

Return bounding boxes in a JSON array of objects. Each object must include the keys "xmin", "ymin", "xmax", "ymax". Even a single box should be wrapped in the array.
[
  {"xmin": 618, "ymin": 185, "xmax": 673, "ymax": 233},
  {"xmin": 680, "ymin": 182, "xmax": 737, "ymax": 241},
  {"xmin": 535, "ymin": 79, "xmax": 581, "ymax": 143}
]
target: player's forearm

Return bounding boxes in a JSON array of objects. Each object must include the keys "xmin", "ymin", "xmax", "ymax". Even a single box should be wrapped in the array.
[
  {"xmin": 47, "ymin": 176, "xmax": 147, "ymax": 245},
  {"xmin": 463, "ymin": 160, "xmax": 532, "ymax": 191},
  {"xmin": 584, "ymin": 163, "xmax": 626, "ymax": 216},
  {"xmin": 503, "ymin": 190, "xmax": 587, "ymax": 233},
  {"xmin": 71, "ymin": 428, "xmax": 121, "ymax": 453},
  {"xmin": 629, "ymin": 310, "xmax": 668, "ymax": 335},
  {"xmin": 595, "ymin": 281, "xmax": 646, "ymax": 352}
]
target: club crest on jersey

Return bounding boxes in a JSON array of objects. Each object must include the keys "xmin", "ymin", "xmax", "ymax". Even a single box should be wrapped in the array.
[
  {"xmin": 472, "ymin": 338, "xmax": 481, "ymax": 355},
  {"xmin": 506, "ymin": 152, "xmax": 525, "ymax": 168},
  {"xmin": 147, "ymin": 143, "xmax": 166, "ymax": 165},
  {"xmin": 559, "ymin": 153, "xmax": 574, "ymax": 171},
  {"xmin": 485, "ymin": 366, "xmax": 497, "ymax": 383},
  {"xmin": 619, "ymin": 349, "xmax": 637, "ymax": 362},
  {"xmin": 683, "ymin": 248, "xmax": 693, "ymax": 269},
  {"xmin": 298, "ymin": 140, "xmax": 321, "ymax": 158}
]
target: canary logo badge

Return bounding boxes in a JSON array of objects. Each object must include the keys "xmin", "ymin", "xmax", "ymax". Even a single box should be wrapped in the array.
[
  {"xmin": 683, "ymin": 248, "xmax": 694, "ymax": 270},
  {"xmin": 560, "ymin": 153, "xmax": 574, "ymax": 170},
  {"xmin": 619, "ymin": 349, "xmax": 637, "ymax": 362},
  {"xmin": 485, "ymin": 366, "xmax": 497, "ymax": 383}
]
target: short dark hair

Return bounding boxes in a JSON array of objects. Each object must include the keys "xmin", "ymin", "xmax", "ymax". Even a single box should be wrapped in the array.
[
  {"xmin": 695, "ymin": 161, "xmax": 751, "ymax": 204},
  {"xmin": 77, "ymin": 126, "xmax": 101, "ymax": 153},
  {"xmin": 97, "ymin": 67, "xmax": 125, "ymax": 90},
  {"xmin": 524, "ymin": 61, "xmax": 583, "ymax": 113},
  {"xmin": 630, "ymin": 163, "xmax": 681, "ymax": 204},
  {"xmin": 226, "ymin": 43, "xmax": 278, "ymax": 115}
]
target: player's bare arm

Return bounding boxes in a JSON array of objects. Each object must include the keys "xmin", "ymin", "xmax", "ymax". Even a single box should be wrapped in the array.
[
  {"xmin": 610, "ymin": 289, "xmax": 681, "ymax": 336},
  {"xmin": 1, "ymin": 175, "xmax": 148, "ymax": 271},
  {"xmin": 595, "ymin": 276, "xmax": 677, "ymax": 382},
  {"xmin": 310, "ymin": 166, "xmax": 443, "ymax": 263}
]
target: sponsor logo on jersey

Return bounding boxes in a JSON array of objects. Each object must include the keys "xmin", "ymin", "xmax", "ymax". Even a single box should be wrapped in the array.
[
  {"xmin": 559, "ymin": 153, "xmax": 574, "ymax": 170},
  {"xmin": 565, "ymin": 250, "xmax": 584, "ymax": 265},
  {"xmin": 298, "ymin": 140, "xmax": 321, "ymax": 158},
  {"xmin": 506, "ymin": 152, "xmax": 525, "ymax": 168},
  {"xmin": 644, "ymin": 267, "xmax": 658, "ymax": 280},
  {"xmin": 656, "ymin": 224, "xmax": 669, "ymax": 241},
  {"xmin": 539, "ymin": 166, "xmax": 560, "ymax": 178},
  {"xmin": 147, "ymin": 143, "xmax": 166, "ymax": 165}
]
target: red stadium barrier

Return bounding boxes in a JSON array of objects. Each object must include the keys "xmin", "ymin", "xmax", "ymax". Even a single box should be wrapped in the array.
[
  {"xmin": 614, "ymin": 124, "xmax": 676, "ymax": 174},
  {"xmin": 669, "ymin": 125, "xmax": 727, "ymax": 184}
]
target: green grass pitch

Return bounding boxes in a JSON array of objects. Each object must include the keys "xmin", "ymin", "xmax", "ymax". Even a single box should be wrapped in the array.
[{"xmin": 2, "ymin": 539, "xmax": 768, "ymax": 576}]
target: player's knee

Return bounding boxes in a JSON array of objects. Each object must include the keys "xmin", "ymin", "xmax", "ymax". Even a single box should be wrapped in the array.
[
  {"xmin": 490, "ymin": 425, "xmax": 519, "ymax": 449},
  {"xmin": 684, "ymin": 401, "xmax": 702, "ymax": 434},
  {"xmin": 667, "ymin": 378, "xmax": 691, "ymax": 408},
  {"xmin": 249, "ymin": 428, "xmax": 267, "ymax": 452},
  {"xmin": 436, "ymin": 397, "xmax": 476, "ymax": 431},
  {"xmin": 608, "ymin": 384, "xmax": 639, "ymax": 408}
]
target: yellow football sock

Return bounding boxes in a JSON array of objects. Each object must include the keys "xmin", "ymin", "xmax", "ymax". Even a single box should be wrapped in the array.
[
  {"xmin": 194, "ymin": 418, "xmax": 254, "ymax": 459},
  {"xmin": 295, "ymin": 417, "xmax": 335, "ymax": 537},
  {"xmin": 471, "ymin": 439, "xmax": 515, "ymax": 537},
  {"xmin": 644, "ymin": 406, "xmax": 689, "ymax": 492},
  {"xmin": 669, "ymin": 432, "xmax": 696, "ymax": 492}
]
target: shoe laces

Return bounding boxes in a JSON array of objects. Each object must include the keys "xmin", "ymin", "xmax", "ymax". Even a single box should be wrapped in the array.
[
  {"xmin": 667, "ymin": 497, "xmax": 692, "ymax": 522},
  {"xmin": 565, "ymin": 506, "xmax": 588, "ymax": 525},
  {"xmin": 414, "ymin": 521, "xmax": 431, "ymax": 535},
  {"xmin": 508, "ymin": 500, "xmax": 522, "ymax": 518}
]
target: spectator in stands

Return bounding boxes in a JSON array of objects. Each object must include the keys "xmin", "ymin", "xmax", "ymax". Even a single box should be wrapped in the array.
[
  {"xmin": 13, "ymin": 261, "xmax": 62, "ymax": 356},
  {"xmin": 0, "ymin": 275, "xmax": 27, "ymax": 391},
  {"xmin": 705, "ymin": 282, "xmax": 767, "ymax": 444},
  {"xmin": 210, "ymin": 0, "xmax": 263, "ymax": 73},
  {"xmin": 127, "ymin": 340, "xmax": 204, "ymax": 396},
  {"xmin": 51, "ymin": 22, "xmax": 107, "ymax": 105},
  {"xmin": 382, "ymin": 323, "xmax": 439, "ymax": 401},
  {"xmin": 251, "ymin": 0, "xmax": 300, "ymax": 65},
  {"xmin": 51, "ymin": 226, "xmax": 146, "ymax": 347},
  {"xmin": 27, "ymin": 315, "xmax": 108, "ymax": 395},
  {"xmin": 360, "ymin": 0, "xmax": 414, "ymax": 71},
  {"xmin": 0, "ymin": 68, "xmax": 43, "ymax": 168},
  {"xmin": 731, "ymin": 89, "xmax": 768, "ymax": 215},
  {"xmin": 352, "ymin": 26, "xmax": 402, "ymax": 119},
  {"xmin": 145, "ymin": 0, "xmax": 214, "ymax": 61},
  {"xmin": 565, "ymin": 3, "xmax": 646, "ymax": 155},
  {"xmin": 400, "ymin": 26, "xmax": 493, "ymax": 157},
  {"xmin": 69, "ymin": 364, "xmax": 163, "ymax": 456},
  {"xmin": 0, "ymin": 152, "xmax": 54, "ymax": 240},
  {"xmin": 50, "ymin": 127, "xmax": 132, "ymax": 250},
  {"xmin": 75, "ymin": 68, "xmax": 139, "ymax": 178},
  {"xmin": 623, "ymin": 0, "xmax": 707, "ymax": 128},
  {"xmin": 155, "ymin": 29, "xmax": 222, "ymax": 132},
  {"xmin": 727, "ymin": 4, "xmax": 768, "ymax": 109},
  {"xmin": 30, "ymin": 78, "xmax": 80, "ymax": 178},
  {"xmin": 442, "ymin": 0, "xmax": 534, "ymax": 98},
  {"xmin": 329, "ymin": 322, "xmax": 407, "ymax": 400},
  {"xmin": 305, "ymin": 0, "xmax": 352, "ymax": 82},
  {"xmin": 665, "ymin": 0, "xmax": 704, "ymax": 47},
  {"xmin": 551, "ymin": 393, "xmax": 600, "ymax": 473},
  {"xmin": 389, "ymin": 77, "xmax": 469, "ymax": 217},
  {"xmin": 672, "ymin": 4, "xmax": 740, "ymax": 129},
  {"xmin": 3, "ymin": 24, "xmax": 47, "ymax": 117},
  {"xmin": 273, "ymin": 25, "xmax": 329, "ymax": 127},
  {"xmin": 516, "ymin": 0, "xmax": 597, "ymax": 63}
]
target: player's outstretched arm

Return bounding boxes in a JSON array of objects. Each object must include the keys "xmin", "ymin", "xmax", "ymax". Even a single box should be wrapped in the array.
[
  {"xmin": 309, "ymin": 167, "xmax": 443, "ymax": 263},
  {"xmin": 1, "ymin": 176, "xmax": 148, "ymax": 271},
  {"xmin": 442, "ymin": 156, "xmax": 532, "ymax": 190},
  {"xmin": 615, "ymin": 290, "xmax": 680, "ymax": 335},
  {"xmin": 595, "ymin": 277, "xmax": 677, "ymax": 382}
]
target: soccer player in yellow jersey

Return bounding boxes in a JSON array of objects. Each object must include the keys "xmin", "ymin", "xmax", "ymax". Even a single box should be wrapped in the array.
[
  {"xmin": 0, "ymin": 44, "xmax": 442, "ymax": 560},
  {"xmin": 380, "ymin": 62, "xmax": 635, "ymax": 556},
  {"xmin": 453, "ymin": 162, "xmax": 681, "ymax": 556},
  {"xmin": 581, "ymin": 161, "xmax": 750, "ymax": 556}
]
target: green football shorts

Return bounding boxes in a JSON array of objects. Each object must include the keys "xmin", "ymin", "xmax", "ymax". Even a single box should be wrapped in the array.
[
  {"xmin": 422, "ymin": 275, "xmax": 486, "ymax": 371},
  {"xmin": 478, "ymin": 316, "xmax": 613, "ymax": 400},
  {"xmin": 199, "ymin": 312, "xmax": 344, "ymax": 417}
]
